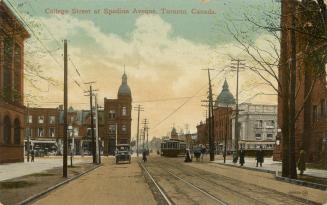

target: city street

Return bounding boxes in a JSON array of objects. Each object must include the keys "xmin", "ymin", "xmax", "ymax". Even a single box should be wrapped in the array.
[
  {"xmin": 32, "ymin": 157, "xmax": 156, "ymax": 205},
  {"xmin": 29, "ymin": 156, "xmax": 327, "ymax": 205}
]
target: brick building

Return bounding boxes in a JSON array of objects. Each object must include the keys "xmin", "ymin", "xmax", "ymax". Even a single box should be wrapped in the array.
[
  {"xmin": 274, "ymin": 0, "xmax": 327, "ymax": 164},
  {"xmin": 25, "ymin": 107, "xmax": 59, "ymax": 154},
  {"xmin": 213, "ymin": 80, "xmax": 235, "ymax": 153},
  {"xmin": 196, "ymin": 121, "xmax": 207, "ymax": 145},
  {"xmin": 0, "ymin": 1, "xmax": 30, "ymax": 163},
  {"xmin": 25, "ymin": 106, "xmax": 105, "ymax": 155},
  {"xmin": 104, "ymin": 72, "xmax": 132, "ymax": 155}
]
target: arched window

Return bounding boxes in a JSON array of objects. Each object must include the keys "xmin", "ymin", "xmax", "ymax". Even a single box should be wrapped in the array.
[
  {"xmin": 3, "ymin": 116, "xmax": 11, "ymax": 144},
  {"xmin": 14, "ymin": 118, "xmax": 21, "ymax": 144}
]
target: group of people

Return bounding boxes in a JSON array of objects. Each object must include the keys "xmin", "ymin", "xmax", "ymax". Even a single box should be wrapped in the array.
[{"xmin": 232, "ymin": 147, "xmax": 307, "ymax": 175}]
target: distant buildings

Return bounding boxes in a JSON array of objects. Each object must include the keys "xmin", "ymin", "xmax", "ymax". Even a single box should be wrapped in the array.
[
  {"xmin": 196, "ymin": 80, "xmax": 278, "ymax": 154},
  {"xmin": 104, "ymin": 71, "xmax": 132, "ymax": 155},
  {"xmin": 0, "ymin": 1, "xmax": 30, "ymax": 163},
  {"xmin": 232, "ymin": 103, "xmax": 277, "ymax": 155},
  {"xmin": 213, "ymin": 80, "xmax": 235, "ymax": 153},
  {"xmin": 25, "ymin": 106, "xmax": 105, "ymax": 155}
]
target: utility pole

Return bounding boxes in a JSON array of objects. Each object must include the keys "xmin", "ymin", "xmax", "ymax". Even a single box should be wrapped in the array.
[
  {"xmin": 231, "ymin": 59, "xmax": 245, "ymax": 160},
  {"xmin": 96, "ymin": 101, "xmax": 104, "ymax": 164},
  {"xmin": 26, "ymin": 103, "xmax": 30, "ymax": 162},
  {"xmin": 95, "ymin": 94, "xmax": 100, "ymax": 164},
  {"xmin": 146, "ymin": 125, "xmax": 150, "ymax": 150},
  {"xmin": 133, "ymin": 105, "xmax": 144, "ymax": 157},
  {"xmin": 63, "ymin": 39, "xmax": 68, "ymax": 178},
  {"xmin": 201, "ymin": 68, "xmax": 215, "ymax": 161},
  {"xmin": 289, "ymin": 0, "xmax": 297, "ymax": 179},
  {"xmin": 142, "ymin": 118, "xmax": 148, "ymax": 151},
  {"xmin": 84, "ymin": 82, "xmax": 97, "ymax": 164}
]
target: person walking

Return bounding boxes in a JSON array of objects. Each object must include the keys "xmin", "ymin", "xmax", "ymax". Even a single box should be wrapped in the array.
[
  {"xmin": 200, "ymin": 145, "xmax": 206, "ymax": 161},
  {"xmin": 239, "ymin": 148, "xmax": 245, "ymax": 166},
  {"xmin": 297, "ymin": 149, "xmax": 306, "ymax": 175},
  {"xmin": 256, "ymin": 147, "xmax": 264, "ymax": 167},
  {"xmin": 31, "ymin": 148, "xmax": 35, "ymax": 162},
  {"xmin": 142, "ymin": 150, "xmax": 147, "ymax": 163}
]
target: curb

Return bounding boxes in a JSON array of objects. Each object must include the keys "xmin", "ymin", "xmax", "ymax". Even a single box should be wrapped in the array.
[
  {"xmin": 212, "ymin": 162, "xmax": 276, "ymax": 174},
  {"xmin": 18, "ymin": 164, "xmax": 102, "ymax": 205},
  {"xmin": 212, "ymin": 162, "xmax": 327, "ymax": 191},
  {"xmin": 276, "ymin": 176, "xmax": 327, "ymax": 191}
]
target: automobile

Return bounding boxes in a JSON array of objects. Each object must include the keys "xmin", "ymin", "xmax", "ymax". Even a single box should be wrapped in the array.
[{"xmin": 115, "ymin": 144, "xmax": 131, "ymax": 164}]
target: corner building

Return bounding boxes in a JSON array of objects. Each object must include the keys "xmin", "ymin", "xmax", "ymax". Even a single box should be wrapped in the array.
[
  {"xmin": 0, "ymin": 1, "xmax": 30, "ymax": 163},
  {"xmin": 104, "ymin": 72, "xmax": 132, "ymax": 155}
]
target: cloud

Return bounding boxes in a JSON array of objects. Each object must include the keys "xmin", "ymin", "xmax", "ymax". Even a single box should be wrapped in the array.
[{"xmin": 24, "ymin": 14, "xmax": 277, "ymax": 137}]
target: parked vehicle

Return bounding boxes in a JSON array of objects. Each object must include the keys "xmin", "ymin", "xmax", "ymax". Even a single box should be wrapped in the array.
[{"xmin": 115, "ymin": 144, "xmax": 131, "ymax": 164}]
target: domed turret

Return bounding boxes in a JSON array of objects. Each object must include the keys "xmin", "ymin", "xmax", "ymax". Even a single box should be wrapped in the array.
[
  {"xmin": 118, "ymin": 71, "xmax": 132, "ymax": 97},
  {"xmin": 215, "ymin": 79, "xmax": 235, "ymax": 107}
]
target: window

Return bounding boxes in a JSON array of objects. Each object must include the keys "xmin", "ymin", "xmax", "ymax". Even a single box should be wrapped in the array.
[
  {"xmin": 255, "ymin": 133, "xmax": 262, "ymax": 140},
  {"xmin": 49, "ymin": 116, "xmax": 56, "ymax": 124},
  {"xmin": 265, "ymin": 120, "xmax": 275, "ymax": 129},
  {"xmin": 38, "ymin": 128, "xmax": 44, "ymax": 137},
  {"xmin": 3, "ymin": 116, "xmax": 11, "ymax": 144},
  {"xmin": 26, "ymin": 128, "xmax": 32, "ymax": 138},
  {"xmin": 255, "ymin": 120, "xmax": 263, "ymax": 128},
  {"xmin": 267, "ymin": 134, "xmax": 273, "ymax": 139},
  {"xmin": 49, "ymin": 128, "xmax": 55, "ymax": 138},
  {"xmin": 122, "ymin": 124, "xmax": 127, "ymax": 132},
  {"xmin": 122, "ymin": 107, "xmax": 127, "ymax": 116},
  {"xmin": 14, "ymin": 118, "xmax": 20, "ymax": 144},
  {"xmin": 313, "ymin": 105, "xmax": 318, "ymax": 123},
  {"xmin": 3, "ymin": 37, "xmax": 13, "ymax": 101},
  {"xmin": 13, "ymin": 43, "xmax": 21, "ymax": 102},
  {"xmin": 109, "ymin": 110, "xmax": 116, "ymax": 119},
  {"xmin": 321, "ymin": 99, "xmax": 326, "ymax": 117},
  {"xmin": 38, "ymin": 116, "xmax": 44, "ymax": 124},
  {"xmin": 27, "ymin": 115, "xmax": 33, "ymax": 124},
  {"xmin": 109, "ymin": 125, "xmax": 116, "ymax": 134}
]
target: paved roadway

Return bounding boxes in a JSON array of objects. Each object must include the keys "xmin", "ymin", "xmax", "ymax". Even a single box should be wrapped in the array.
[
  {"xmin": 31, "ymin": 156, "xmax": 327, "ymax": 205},
  {"xmin": 144, "ymin": 157, "xmax": 327, "ymax": 205},
  {"xmin": 32, "ymin": 157, "xmax": 156, "ymax": 205}
]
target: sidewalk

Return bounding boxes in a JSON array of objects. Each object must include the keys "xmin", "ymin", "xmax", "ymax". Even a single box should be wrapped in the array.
[
  {"xmin": 0, "ymin": 156, "xmax": 92, "ymax": 182},
  {"xmin": 213, "ymin": 157, "xmax": 327, "ymax": 179}
]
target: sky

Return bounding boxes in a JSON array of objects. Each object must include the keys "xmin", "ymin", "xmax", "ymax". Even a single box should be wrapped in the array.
[{"xmin": 7, "ymin": 0, "xmax": 280, "ymax": 138}]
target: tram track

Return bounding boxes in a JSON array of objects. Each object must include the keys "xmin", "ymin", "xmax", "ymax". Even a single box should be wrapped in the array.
[{"xmin": 142, "ymin": 157, "xmax": 320, "ymax": 205}]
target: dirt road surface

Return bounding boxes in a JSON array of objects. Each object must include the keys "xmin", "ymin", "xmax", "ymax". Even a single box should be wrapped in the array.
[{"xmin": 33, "ymin": 157, "xmax": 156, "ymax": 205}]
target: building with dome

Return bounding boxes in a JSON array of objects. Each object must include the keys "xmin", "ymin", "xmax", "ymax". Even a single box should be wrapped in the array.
[
  {"xmin": 213, "ymin": 79, "xmax": 235, "ymax": 154},
  {"xmin": 104, "ymin": 71, "xmax": 132, "ymax": 155}
]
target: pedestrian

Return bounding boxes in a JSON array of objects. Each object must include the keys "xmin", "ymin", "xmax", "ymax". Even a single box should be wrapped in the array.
[
  {"xmin": 184, "ymin": 149, "xmax": 192, "ymax": 163},
  {"xmin": 142, "ymin": 150, "xmax": 147, "ymax": 163},
  {"xmin": 297, "ymin": 149, "xmax": 306, "ymax": 175},
  {"xmin": 194, "ymin": 148, "xmax": 201, "ymax": 162},
  {"xmin": 239, "ymin": 148, "xmax": 245, "ymax": 166},
  {"xmin": 232, "ymin": 151, "xmax": 238, "ymax": 164},
  {"xmin": 256, "ymin": 147, "xmax": 264, "ymax": 167},
  {"xmin": 201, "ymin": 145, "xmax": 206, "ymax": 161},
  {"xmin": 31, "ymin": 148, "xmax": 35, "ymax": 162}
]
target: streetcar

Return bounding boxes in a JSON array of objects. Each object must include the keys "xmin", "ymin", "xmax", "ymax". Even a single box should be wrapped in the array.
[{"xmin": 160, "ymin": 139, "xmax": 186, "ymax": 157}]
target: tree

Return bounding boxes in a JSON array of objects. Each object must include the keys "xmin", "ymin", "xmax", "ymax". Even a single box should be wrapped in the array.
[{"xmin": 226, "ymin": 0, "xmax": 327, "ymax": 178}]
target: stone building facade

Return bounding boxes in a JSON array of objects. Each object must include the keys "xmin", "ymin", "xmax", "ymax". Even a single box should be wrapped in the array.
[
  {"xmin": 0, "ymin": 1, "xmax": 30, "ymax": 163},
  {"xmin": 232, "ymin": 103, "xmax": 277, "ymax": 155},
  {"xmin": 104, "ymin": 72, "xmax": 132, "ymax": 155}
]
